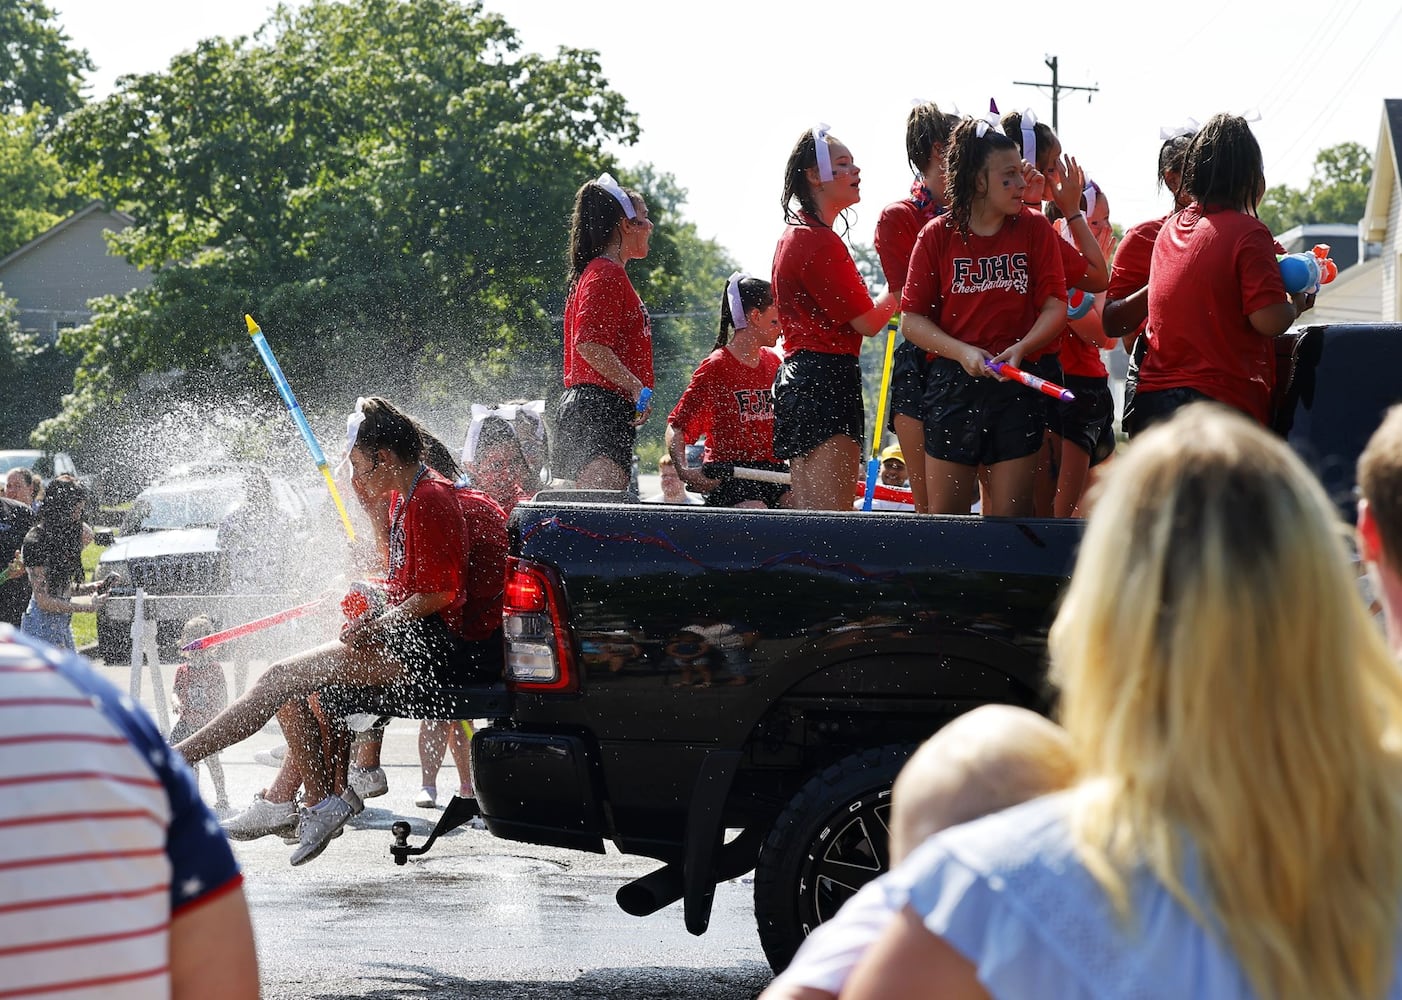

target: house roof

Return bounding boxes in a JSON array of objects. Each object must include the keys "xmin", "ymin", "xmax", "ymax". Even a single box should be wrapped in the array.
[
  {"xmin": 0, "ymin": 200, "xmax": 136, "ymax": 273},
  {"xmin": 1362, "ymin": 99, "xmax": 1402, "ymax": 243}
]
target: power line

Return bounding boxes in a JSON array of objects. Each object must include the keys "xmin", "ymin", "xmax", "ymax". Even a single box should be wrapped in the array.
[{"xmin": 1012, "ymin": 56, "xmax": 1099, "ymax": 133}]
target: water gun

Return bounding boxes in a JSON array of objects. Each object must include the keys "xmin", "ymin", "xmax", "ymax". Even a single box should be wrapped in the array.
[
  {"xmin": 1278, "ymin": 244, "xmax": 1338, "ymax": 295},
  {"xmin": 340, "ymin": 581, "xmax": 386, "ymax": 637},
  {"xmin": 985, "ymin": 360, "xmax": 1076, "ymax": 402},
  {"xmin": 1067, "ymin": 289, "xmax": 1095, "ymax": 321},
  {"xmin": 636, "ymin": 387, "xmax": 653, "ymax": 413}
]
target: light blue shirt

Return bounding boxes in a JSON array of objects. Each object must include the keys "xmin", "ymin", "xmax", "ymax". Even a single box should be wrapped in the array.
[{"xmin": 891, "ymin": 791, "xmax": 1402, "ymax": 999}]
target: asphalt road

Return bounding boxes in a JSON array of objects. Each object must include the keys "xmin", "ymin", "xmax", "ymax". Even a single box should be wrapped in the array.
[{"xmin": 107, "ymin": 658, "xmax": 775, "ymax": 999}]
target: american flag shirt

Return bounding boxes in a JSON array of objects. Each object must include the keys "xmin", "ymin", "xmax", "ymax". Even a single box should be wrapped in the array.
[{"xmin": 0, "ymin": 625, "xmax": 242, "ymax": 999}]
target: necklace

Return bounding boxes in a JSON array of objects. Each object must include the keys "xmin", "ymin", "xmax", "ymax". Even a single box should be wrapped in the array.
[{"xmin": 388, "ymin": 463, "xmax": 429, "ymax": 577}]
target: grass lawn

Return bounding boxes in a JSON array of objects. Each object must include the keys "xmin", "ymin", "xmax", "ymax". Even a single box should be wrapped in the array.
[{"xmin": 73, "ymin": 538, "xmax": 107, "ymax": 650}]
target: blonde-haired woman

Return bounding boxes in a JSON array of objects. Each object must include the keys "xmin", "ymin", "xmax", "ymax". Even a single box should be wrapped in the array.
[{"xmin": 844, "ymin": 402, "xmax": 1402, "ymax": 1000}]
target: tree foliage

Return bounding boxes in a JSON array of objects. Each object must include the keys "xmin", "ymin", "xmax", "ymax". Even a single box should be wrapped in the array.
[
  {"xmin": 0, "ymin": 105, "xmax": 85, "ymax": 255},
  {"xmin": 1259, "ymin": 141, "xmax": 1372, "ymax": 235},
  {"xmin": 0, "ymin": 0, "xmax": 91, "ymax": 118},
  {"xmin": 0, "ymin": 288, "xmax": 71, "ymax": 446},
  {"xmin": 37, "ymin": 0, "xmax": 731, "ymax": 457}
]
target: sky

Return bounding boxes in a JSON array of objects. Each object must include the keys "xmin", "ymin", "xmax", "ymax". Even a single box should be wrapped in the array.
[{"xmin": 50, "ymin": 0, "xmax": 1402, "ymax": 280}]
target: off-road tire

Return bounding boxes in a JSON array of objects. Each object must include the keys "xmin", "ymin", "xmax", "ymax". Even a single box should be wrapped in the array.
[{"xmin": 753, "ymin": 743, "xmax": 915, "ymax": 972}]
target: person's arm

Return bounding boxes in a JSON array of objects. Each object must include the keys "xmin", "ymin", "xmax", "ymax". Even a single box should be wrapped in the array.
[
  {"xmin": 991, "ymin": 295, "xmax": 1067, "ymax": 370},
  {"xmin": 843, "ymin": 904, "xmax": 990, "ymax": 1000},
  {"xmin": 1102, "ymin": 285, "xmax": 1148, "ymax": 341},
  {"xmin": 169, "ymin": 884, "xmax": 260, "ymax": 1000},
  {"xmin": 848, "ymin": 289, "xmax": 899, "ymax": 338},
  {"xmin": 666, "ymin": 423, "xmax": 718, "ymax": 492},
  {"xmin": 1249, "ymin": 292, "xmax": 1314, "ymax": 338},
  {"xmin": 1048, "ymin": 156, "xmax": 1109, "ymax": 292},
  {"xmin": 1068, "ymin": 297, "xmax": 1116, "ymax": 350},
  {"xmin": 901, "ymin": 314, "xmax": 990, "ymax": 377},
  {"xmin": 25, "ymin": 565, "xmax": 102, "ymax": 614},
  {"xmin": 575, "ymin": 342, "xmax": 650, "ymax": 419}
]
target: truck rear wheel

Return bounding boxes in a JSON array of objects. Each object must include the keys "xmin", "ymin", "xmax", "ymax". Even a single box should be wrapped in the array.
[{"xmin": 752, "ymin": 743, "xmax": 915, "ymax": 972}]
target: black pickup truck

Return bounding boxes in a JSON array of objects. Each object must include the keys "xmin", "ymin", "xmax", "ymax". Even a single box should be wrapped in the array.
[{"xmin": 465, "ymin": 322, "xmax": 1395, "ymax": 971}]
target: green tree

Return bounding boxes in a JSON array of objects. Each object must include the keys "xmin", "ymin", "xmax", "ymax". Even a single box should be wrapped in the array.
[
  {"xmin": 0, "ymin": 287, "xmax": 71, "ymax": 446},
  {"xmin": 36, "ymin": 0, "xmax": 727, "ymax": 458},
  {"xmin": 1259, "ymin": 141, "xmax": 1372, "ymax": 235},
  {"xmin": 0, "ymin": 0, "xmax": 92, "ymax": 118},
  {"xmin": 0, "ymin": 105, "xmax": 84, "ymax": 255}
]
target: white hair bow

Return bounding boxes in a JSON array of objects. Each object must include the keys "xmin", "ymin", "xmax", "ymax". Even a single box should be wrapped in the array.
[
  {"xmin": 726, "ymin": 271, "xmax": 750, "ymax": 330},
  {"xmin": 812, "ymin": 122, "xmax": 833, "ymax": 182},
  {"xmin": 595, "ymin": 172, "xmax": 635, "ymax": 219}
]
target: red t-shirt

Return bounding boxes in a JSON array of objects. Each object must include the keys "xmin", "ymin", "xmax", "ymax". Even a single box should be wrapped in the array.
[
  {"xmin": 901, "ymin": 208, "xmax": 1067, "ymax": 356},
  {"xmin": 386, "ymin": 473, "xmax": 467, "ymax": 633},
  {"xmin": 875, "ymin": 199, "xmax": 938, "ymax": 291},
  {"xmin": 1105, "ymin": 215, "xmax": 1166, "ymax": 340},
  {"xmin": 772, "ymin": 216, "xmax": 876, "ymax": 357},
  {"xmin": 669, "ymin": 346, "xmax": 783, "ymax": 464},
  {"xmin": 563, "ymin": 257, "xmax": 654, "ymax": 392},
  {"xmin": 453, "ymin": 487, "xmax": 508, "ymax": 642},
  {"xmin": 1140, "ymin": 205, "xmax": 1287, "ymax": 425},
  {"xmin": 1026, "ymin": 235, "xmax": 1092, "ymax": 363},
  {"xmin": 1059, "ymin": 308, "xmax": 1108, "ymax": 378}
]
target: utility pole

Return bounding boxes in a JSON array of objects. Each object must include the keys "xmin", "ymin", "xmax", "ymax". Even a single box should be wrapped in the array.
[{"xmin": 1013, "ymin": 55, "xmax": 1098, "ymax": 132}]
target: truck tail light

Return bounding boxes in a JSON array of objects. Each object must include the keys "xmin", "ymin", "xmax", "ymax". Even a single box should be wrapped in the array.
[{"xmin": 502, "ymin": 557, "xmax": 578, "ymax": 693}]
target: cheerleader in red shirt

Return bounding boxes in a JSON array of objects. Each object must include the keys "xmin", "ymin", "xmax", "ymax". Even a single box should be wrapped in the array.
[
  {"xmin": 1103, "ymin": 128, "xmax": 1196, "ymax": 430},
  {"xmin": 667, "ymin": 274, "xmax": 790, "ymax": 509},
  {"xmin": 555, "ymin": 172, "xmax": 655, "ymax": 490},
  {"xmin": 899, "ymin": 118, "xmax": 1068, "ymax": 516},
  {"xmin": 1132, "ymin": 114, "xmax": 1311, "ymax": 434},
  {"xmin": 1047, "ymin": 181, "xmax": 1119, "ymax": 517},
  {"xmin": 875, "ymin": 101, "xmax": 959, "ymax": 513},
  {"xmin": 772, "ymin": 125, "xmax": 898, "ymax": 510}
]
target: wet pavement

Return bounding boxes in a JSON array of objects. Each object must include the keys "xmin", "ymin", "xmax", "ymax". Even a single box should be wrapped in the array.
[{"xmin": 104, "ymin": 657, "xmax": 774, "ymax": 998}]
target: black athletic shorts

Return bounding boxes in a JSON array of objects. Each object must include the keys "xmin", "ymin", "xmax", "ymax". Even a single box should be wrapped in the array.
[
  {"xmin": 318, "ymin": 622, "xmax": 505, "ymax": 720},
  {"xmin": 1027, "ymin": 355, "xmax": 1065, "ymax": 432},
  {"xmin": 772, "ymin": 350, "xmax": 865, "ymax": 460},
  {"xmin": 703, "ymin": 460, "xmax": 791, "ymax": 509},
  {"xmin": 553, "ymin": 384, "xmax": 636, "ymax": 479},
  {"xmin": 922, "ymin": 358, "xmax": 1045, "ymax": 467},
  {"xmin": 1052, "ymin": 374, "xmax": 1117, "ymax": 466},
  {"xmin": 1122, "ymin": 386, "xmax": 1212, "ymax": 439},
  {"xmin": 887, "ymin": 340, "xmax": 931, "ymax": 427}
]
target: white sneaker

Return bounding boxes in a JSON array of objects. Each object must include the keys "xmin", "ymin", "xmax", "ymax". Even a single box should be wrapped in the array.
[
  {"xmin": 348, "ymin": 764, "xmax": 388, "ymax": 798},
  {"xmin": 253, "ymin": 743, "xmax": 288, "ymax": 767},
  {"xmin": 289, "ymin": 794, "xmax": 354, "ymax": 866},
  {"xmin": 222, "ymin": 793, "xmax": 298, "ymax": 841},
  {"xmin": 415, "ymin": 786, "xmax": 437, "ymax": 808}
]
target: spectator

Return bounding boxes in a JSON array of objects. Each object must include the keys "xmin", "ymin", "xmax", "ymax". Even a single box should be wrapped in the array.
[
  {"xmin": 20, "ymin": 477, "xmax": 113, "ymax": 650},
  {"xmin": 644, "ymin": 454, "xmax": 702, "ymax": 505},
  {"xmin": 171, "ymin": 615, "xmax": 231, "ymax": 816},
  {"xmin": 0, "ymin": 625, "xmax": 259, "ymax": 999},
  {"xmin": 845, "ymin": 404, "xmax": 1402, "ymax": 1000},
  {"xmin": 762, "ymin": 705, "xmax": 1074, "ymax": 1000},
  {"xmin": 854, "ymin": 444, "xmax": 915, "ymax": 512},
  {"xmin": 1357, "ymin": 403, "xmax": 1402, "ymax": 652},
  {"xmin": 0, "ymin": 493, "xmax": 33, "ymax": 626},
  {"xmin": 5, "ymin": 466, "xmax": 41, "ymax": 512}
]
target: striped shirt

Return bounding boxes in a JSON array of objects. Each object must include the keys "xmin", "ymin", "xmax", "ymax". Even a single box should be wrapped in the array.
[{"xmin": 0, "ymin": 625, "xmax": 242, "ymax": 999}]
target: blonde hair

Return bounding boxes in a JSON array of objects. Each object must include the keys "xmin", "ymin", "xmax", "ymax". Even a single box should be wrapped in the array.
[
  {"xmin": 1051, "ymin": 403, "xmax": 1402, "ymax": 1000},
  {"xmin": 890, "ymin": 705, "xmax": 1074, "ymax": 862}
]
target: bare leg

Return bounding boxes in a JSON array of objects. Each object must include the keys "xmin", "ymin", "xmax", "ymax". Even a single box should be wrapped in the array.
[
  {"xmin": 1052, "ymin": 438, "xmax": 1092, "ymax": 518},
  {"xmin": 575, "ymin": 456, "xmax": 629, "ymax": 491},
  {"xmin": 985, "ymin": 453, "xmax": 1041, "ymax": 518},
  {"xmin": 419, "ymin": 720, "xmax": 450, "ymax": 789},
  {"xmin": 893, "ymin": 415, "xmax": 928, "ymax": 513},
  {"xmin": 1032, "ymin": 432, "xmax": 1057, "ymax": 517},
  {"xmin": 449, "ymin": 723, "xmax": 473, "ymax": 796},
  {"xmin": 175, "ymin": 638, "xmax": 405, "ymax": 766},
  {"xmin": 790, "ymin": 435, "xmax": 860, "ymax": 511},
  {"xmin": 354, "ymin": 727, "xmax": 383, "ymax": 769},
  {"xmin": 206, "ymin": 753, "xmax": 228, "ymax": 805},
  {"xmin": 278, "ymin": 698, "xmax": 332, "ymax": 804},
  {"xmin": 266, "ymin": 750, "xmax": 304, "ymax": 804},
  {"xmin": 924, "ymin": 456, "xmax": 979, "ymax": 515}
]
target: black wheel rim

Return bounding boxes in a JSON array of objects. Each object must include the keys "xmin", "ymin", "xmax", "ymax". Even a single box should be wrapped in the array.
[{"xmin": 796, "ymin": 788, "xmax": 892, "ymax": 934}]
